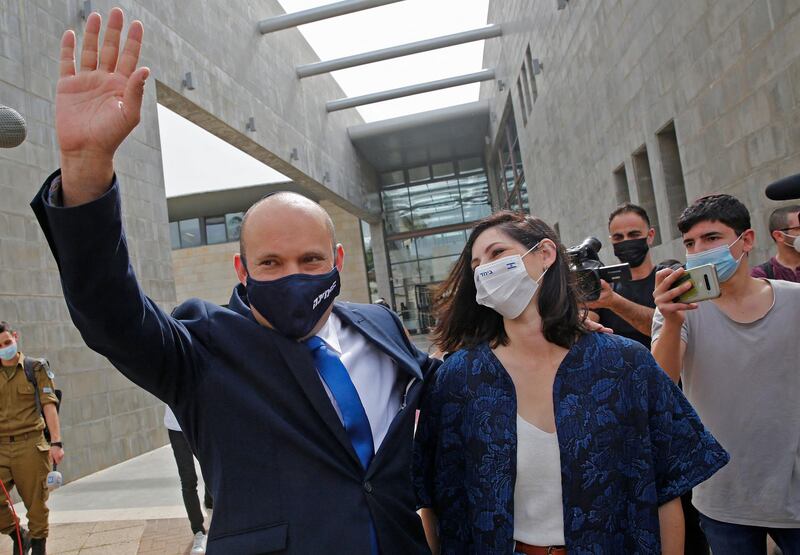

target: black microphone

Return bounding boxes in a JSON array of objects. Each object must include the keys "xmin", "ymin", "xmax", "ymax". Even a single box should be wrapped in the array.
[
  {"xmin": 765, "ymin": 173, "xmax": 800, "ymax": 201},
  {"xmin": 0, "ymin": 105, "xmax": 27, "ymax": 148}
]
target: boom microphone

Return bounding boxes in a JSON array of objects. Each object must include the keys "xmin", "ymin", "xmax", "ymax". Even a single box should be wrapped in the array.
[
  {"xmin": 0, "ymin": 105, "xmax": 27, "ymax": 148},
  {"xmin": 765, "ymin": 173, "xmax": 800, "ymax": 201}
]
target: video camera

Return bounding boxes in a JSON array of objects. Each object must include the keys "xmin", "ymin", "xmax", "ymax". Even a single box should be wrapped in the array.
[{"xmin": 566, "ymin": 237, "xmax": 631, "ymax": 301}]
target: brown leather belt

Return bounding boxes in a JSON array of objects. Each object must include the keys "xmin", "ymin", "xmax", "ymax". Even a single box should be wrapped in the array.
[
  {"xmin": 0, "ymin": 430, "xmax": 41, "ymax": 443},
  {"xmin": 514, "ymin": 542, "xmax": 567, "ymax": 555}
]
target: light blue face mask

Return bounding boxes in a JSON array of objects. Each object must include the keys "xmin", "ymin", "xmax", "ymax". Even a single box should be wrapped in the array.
[
  {"xmin": 685, "ymin": 233, "xmax": 745, "ymax": 283},
  {"xmin": 0, "ymin": 342, "xmax": 18, "ymax": 361}
]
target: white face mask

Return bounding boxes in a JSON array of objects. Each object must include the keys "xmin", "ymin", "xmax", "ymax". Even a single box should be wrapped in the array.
[
  {"xmin": 780, "ymin": 231, "xmax": 800, "ymax": 253},
  {"xmin": 474, "ymin": 242, "xmax": 547, "ymax": 319}
]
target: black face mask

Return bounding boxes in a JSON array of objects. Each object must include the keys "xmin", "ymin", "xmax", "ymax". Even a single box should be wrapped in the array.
[
  {"xmin": 245, "ymin": 267, "xmax": 341, "ymax": 339},
  {"xmin": 613, "ymin": 238, "xmax": 650, "ymax": 268}
]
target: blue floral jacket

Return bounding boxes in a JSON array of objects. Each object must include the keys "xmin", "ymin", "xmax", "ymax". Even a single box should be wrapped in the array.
[{"xmin": 413, "ymin": 332, "xmax": 728, "ymax": 554}]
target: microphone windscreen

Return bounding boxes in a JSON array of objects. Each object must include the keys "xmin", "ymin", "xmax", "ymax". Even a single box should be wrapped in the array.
[
  {"xmin": 765, "ymin": 173, "xmax": 800, "ymax": 201},
  {"xmin": 0, "ymin": 105, "xmax": 27, "ymax": 148}
]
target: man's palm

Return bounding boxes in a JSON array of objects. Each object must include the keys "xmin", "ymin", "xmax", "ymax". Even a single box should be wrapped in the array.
[
  {"xmin": 56, "ymin": 9, "xmax": 147, "ymax": 162},
  {"xmin": 57, "ymin": 71, "xmax": 136, "ymax": 156}
]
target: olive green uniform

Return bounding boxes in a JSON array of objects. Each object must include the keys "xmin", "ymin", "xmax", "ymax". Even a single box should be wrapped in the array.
[{"xmin": 0, "ymin": 353, "xmax": 58, "ymax": 539}]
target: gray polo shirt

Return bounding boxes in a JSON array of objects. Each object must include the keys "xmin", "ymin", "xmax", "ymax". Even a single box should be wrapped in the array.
[{"xmin": 653, "ymin": 279, "xmax": 800, "ymax": 527}]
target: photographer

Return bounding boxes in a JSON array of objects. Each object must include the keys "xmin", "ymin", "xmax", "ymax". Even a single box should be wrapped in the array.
[{"xmin": 587, "ymin": 203, "xmax": 659, "ymax": 348}]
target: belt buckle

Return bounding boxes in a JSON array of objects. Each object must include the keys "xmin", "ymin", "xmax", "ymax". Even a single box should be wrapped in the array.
[{"xmin": 547, "ymin": 548, "xmax": 557, "ymax": 555}]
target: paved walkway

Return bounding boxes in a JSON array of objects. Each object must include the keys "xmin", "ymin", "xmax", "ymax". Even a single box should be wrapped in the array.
[{"xmin": 0, "ymin": 446, "xmax": 209, "ymax": 554}]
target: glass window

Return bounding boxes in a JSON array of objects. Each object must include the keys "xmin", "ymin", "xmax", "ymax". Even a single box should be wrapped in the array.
[
  {"xmin": 380, "ymin": 170, "xmax": 405, "ymax": 187},
  {"xmin": 170, "ymin": 222, "xmax": 181, "ymax": 249},
  {"xmin": 393, "ymin": 286, "xmax": 419, "ymax": 334},
  {"xmin": 459, "ymin": 173, "xmax": 492, "ymax": 222},
  {"xmin": 408, "ymin": 165, "xmax": 431, "ymax": 183},
  {"xmin": 178, "ymin": 218, "xmax": 201, "ymax": 248},
  {"xmin": 458, "ymin": 157, "xmax": 483, "ymax": 175},
  {"xmin": 382, "ymin": 187, "xmax": 411, "ymax": 212},
  {"xmin": 409, "ymin": 180, "xmax": 464, "ymax": 230},
  {"xmin": 416, "ymin": 231, "xmax": 466, "ymax": 260},
  {"xmin": 390, "ymin": 260, "xmax": 420, "ymax": 288},
  {"xmin": 384, "ymin": 209, "xmax": 413, "ymax": 235},
  {"xmin": 206, "ymin": 216, "xmax": 227, "ymax": 245},
  {"xmin": 520, "ymin": 179, "xmax": 530, "ymax": 213},
  {"xmin": 419, "ymin": 255, "xmax": 460, "ymax": 283},
  {"xmin": 226, "ymin": 213, "xmax": 244, "ymax": 241},
  {"xmin": 360, "ymin": 221, "xmax": 378, "ymax": 303},
  {"xmin": 387, "ymin": 238, "xmax": 417, "ymax": 263},
  {"xmin": 431, "ymin": 162, "xmax": 455, "ymax": 179}
]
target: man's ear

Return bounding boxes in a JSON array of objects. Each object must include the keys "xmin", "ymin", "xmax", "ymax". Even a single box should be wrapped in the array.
[
  {"xmin": 742, "ymin": 229, "xmax": 757, "ymax": 252},
  {"xmin": 335, "ymin": 244, "xmax": 345, "ymax": 272},
  {"xmin": 646, "ymin": 227, "xmax": 656, "ymax": 246},
  {"xmin": 234, "ymin": 254, "xmax": 248, "ymax": 285},
  {"xmin": 771, "ymin": 229, "xmax": 784, "ymax": 243}
]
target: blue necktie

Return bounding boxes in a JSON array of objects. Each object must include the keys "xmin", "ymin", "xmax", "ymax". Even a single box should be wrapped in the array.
[
  {"xmin": 305, "ymin": 336, "xmax": 375, "ymax": 469},
  {"xmin": 306, "ymin": 336, "xmax": 379, "ymax": 554}
]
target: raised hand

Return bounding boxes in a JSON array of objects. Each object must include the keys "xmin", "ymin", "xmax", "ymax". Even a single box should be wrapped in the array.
[{"xmin": 56, "ymin": 8, "xmax": 149, "ymax": 206}]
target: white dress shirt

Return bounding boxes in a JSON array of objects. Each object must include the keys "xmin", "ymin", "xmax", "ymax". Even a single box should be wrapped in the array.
[
  {"xmin": 315, "ymin": 312, "xmax": 405, "ymax": 449},
  {"xmin": 163, "ymin": 405, "xmax": 181, "ymax": 432}
]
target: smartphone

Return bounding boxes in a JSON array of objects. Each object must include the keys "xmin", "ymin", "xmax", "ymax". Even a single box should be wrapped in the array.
[
  {"xmin": 670, "ymin": 263, "xmax": 721, "ymax": 303},
  {"xmin": 598, "ymin": 263, "xmax": 632, "ymax": 284}
]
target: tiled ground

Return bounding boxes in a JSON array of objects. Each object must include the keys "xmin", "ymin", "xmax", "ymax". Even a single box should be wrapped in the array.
[{"xmin": 0, "ymin": 518, "xmax": 200, "ymax": 554}]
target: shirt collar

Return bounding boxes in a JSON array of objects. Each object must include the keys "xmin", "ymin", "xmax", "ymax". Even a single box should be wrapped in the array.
[
  {"xmin": 1, "ymin": 352, "xmax": 23, "ymax": 377},
  {"xmin": 315, "ymin": 314, "xmax": 343, "ymax": 356}
]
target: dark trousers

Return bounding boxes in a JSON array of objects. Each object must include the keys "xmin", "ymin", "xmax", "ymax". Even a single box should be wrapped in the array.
[
  {"xmin": 168, "ymin": 429, "xmax": 212, "ymax": 535},
  {"xmin": 699, "ymin": 512, "xmax": 800, "ymax": 555}
]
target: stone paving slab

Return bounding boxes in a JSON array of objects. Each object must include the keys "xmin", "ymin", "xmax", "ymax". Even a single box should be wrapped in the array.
[{"xmin": 0, "ymin": 518, "xmax": 197, "ymax": 554}]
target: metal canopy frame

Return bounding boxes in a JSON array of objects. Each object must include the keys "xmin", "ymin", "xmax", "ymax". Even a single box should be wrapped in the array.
[
  {"xmin": 326, "ymin": 69, "xmax": 495, "ymax": 112},
  {"xmin": 297, "ymin": 24, "xmax": 503, "ymax": 78},
  {"xmin": 258, "ymin": 0, "xmax": 404, "ymax": 34}
]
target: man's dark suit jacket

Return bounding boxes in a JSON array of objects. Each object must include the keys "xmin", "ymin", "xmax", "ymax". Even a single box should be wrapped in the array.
[{"xmin": 32, "ymin": 172, "xmax": 438, "ymax": 554}]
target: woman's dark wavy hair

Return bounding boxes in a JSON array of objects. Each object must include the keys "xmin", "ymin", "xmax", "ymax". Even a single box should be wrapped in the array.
[{"xmin": 433, "ymin": 211, "xmax": 586, "ymax": 352}]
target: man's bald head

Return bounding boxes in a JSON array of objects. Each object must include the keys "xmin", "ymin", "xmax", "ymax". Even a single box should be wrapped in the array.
[{"xmin": 239, "ymin": 191, "xmax": 336, "ymax": 266}]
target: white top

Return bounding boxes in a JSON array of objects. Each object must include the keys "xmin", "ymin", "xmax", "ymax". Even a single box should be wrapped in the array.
[
  {"xmin": 514, "ymin": 415, "xmax": 565, "ymax": 546},
  {"xmin": 163, "ymin": 405, "xmax": 181, "ymax": 432},
  {"xmin": 315, "ymin": 312, "xmax": 405, "ymax": 449}
]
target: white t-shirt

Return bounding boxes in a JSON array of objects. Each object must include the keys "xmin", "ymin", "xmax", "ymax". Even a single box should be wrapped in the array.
[
  {"xmin": 652, "ymin": 279, "xmax": 800, "ymax": 527},
  {"xmin": 513, "ymin": 415, "xmax": 565, "ymax": 545}
]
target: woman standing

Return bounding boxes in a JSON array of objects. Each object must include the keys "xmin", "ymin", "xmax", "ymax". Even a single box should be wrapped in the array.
[{"xmin": 413, "ymin": 212, "xmax": 728, "ymax": 554}]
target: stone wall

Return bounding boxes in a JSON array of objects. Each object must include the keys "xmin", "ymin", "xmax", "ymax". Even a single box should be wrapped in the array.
[{"xmin": 483, "ymin": 0, "xmax": 800, "ymax": 264}]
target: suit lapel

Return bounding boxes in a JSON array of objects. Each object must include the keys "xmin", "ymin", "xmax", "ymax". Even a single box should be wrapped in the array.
[
  {"xmin": 333, "ymin": 304, "xmax": 423, "ymax": 381},
  {"xmin": 275, "ymin": 336, "xmax": 362, "ymax": 470}
]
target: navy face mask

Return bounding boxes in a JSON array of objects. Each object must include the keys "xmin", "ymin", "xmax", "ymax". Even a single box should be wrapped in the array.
[{"xmin": 245, "ymin": 267, "xmax": 341, "ymax": 339}]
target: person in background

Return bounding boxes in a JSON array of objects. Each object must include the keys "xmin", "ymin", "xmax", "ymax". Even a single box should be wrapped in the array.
[
  {"xmin": 164, "ymin": 405, "xmax": 212, "ymax": 554},
  {"xmin": 414, "ymin": 211, "xmax": 728, "ymax": 554},
  {"xmin": 751, "ymin": 205, "xmax": 800, "ymax": 282},
  {"xmin": 0, "ymin": 321, "xmax": 64, "ymax": 555},
  {"xmin": 652, "ymin": 194, "xmax": 800, "ymax": 554},
  {"xmin": 587, "ymin": 203, "xmax": 660, "ymax": 349}
]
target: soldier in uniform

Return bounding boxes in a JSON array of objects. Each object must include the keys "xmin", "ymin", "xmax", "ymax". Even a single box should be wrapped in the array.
[{"xmin": 0, "ymin": 321, "xmax": 64, "ymax": 555}]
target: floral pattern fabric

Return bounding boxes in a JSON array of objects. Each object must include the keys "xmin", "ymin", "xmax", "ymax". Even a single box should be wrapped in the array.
[{"xmin": 413, "ymin": 332, "xmax": 729, "ymax": 554}]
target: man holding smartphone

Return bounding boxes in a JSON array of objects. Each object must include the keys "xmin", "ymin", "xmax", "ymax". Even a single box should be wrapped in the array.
[
  {"xmin": 587, "ymin": 203, "xmax": 659, "ymax": 348},
  {"xmin": 652, "ymin": 194, "xmax": 800, "ymax": 554}
]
